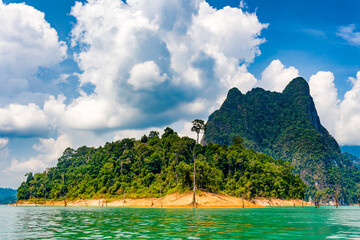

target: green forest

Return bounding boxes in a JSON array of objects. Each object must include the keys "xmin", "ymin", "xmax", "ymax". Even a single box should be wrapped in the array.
[{"xmin": 17, "ymin": 128, "xmax": 306, "ymax": 201}]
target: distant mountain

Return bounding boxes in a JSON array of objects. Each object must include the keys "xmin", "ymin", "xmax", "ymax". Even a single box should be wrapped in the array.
[
  {"xmin": 0, "ymin": 188, "xmax": 17, "ymax": 204},
  {"xmin": 203, "ymin": 77, "xmax": 360, "ymax": 204},
  {"xmin": 341, "ymin": 146, "xmax": 360, "ymax": 159}
]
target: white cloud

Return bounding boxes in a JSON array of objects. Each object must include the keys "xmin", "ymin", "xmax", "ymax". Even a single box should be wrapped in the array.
[
  {"xmin": 258, "ymin": 59, "xmax": 299, "ymax": 92},
  {"xmin": 0, "ymin": 103, "xmax": 50, "ymax": 137},
  {"xmin": 337, "ymin": 24, "xmax": 360, "ymax": 46},
  {"xmin": 114, "ymin": 127, "xmax": 162, "ymax": 141},
  {"xmin": 113, "ymin": 120, "xmax": 199, "ymax": 142},
  {"xmin": 337, "ymin": 72, "xmax": 360, "ymax": 145},
  {"xmin": 7, "ymin": 134, "xmax": 71, "ymax": 172},
  {"xmin": 67, "ymin": 0, "xmax": 267, "ymax": 132},
  {"xmin": 0, "ymin": 1, "xmax": 67, "ymax": 94},
  {"xmin": 0, "ymin": 0, "xmax": 270, "ymax": 186},
  {"xmin": 309, "ymin": 71, "xmax": 340, "ymax": 134},
  {"xmin": 44, "ymin": 94, "xmax": 140, "ymax": 131},
  {"xmin": 176, "ymin": 120, "xmax": 198, "ymax": 140},
  {"xmin": 190, "ymin": 3, "xmax": 267, "ymax": 64},
  {"xmin": 128, "ymin": 61, "xmax": 168, "ymax": 90},
  {"xmin": 239, "ymin": 0, "xmax": 248, "ymax": 9},
  {"xmin": 309, "ymin": 71, "xmax": 360, "ymax": 145}
]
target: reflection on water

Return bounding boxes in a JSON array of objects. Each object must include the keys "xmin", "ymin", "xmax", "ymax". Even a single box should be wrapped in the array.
[{"xmin": 1, "ymin": 206, "xmax": 360, "ymax": 239}]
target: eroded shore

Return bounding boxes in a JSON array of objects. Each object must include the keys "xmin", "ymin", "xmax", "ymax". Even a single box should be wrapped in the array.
[{"xmin": 13, "ymin": 191, "xmax": 313, "ymax": 208}]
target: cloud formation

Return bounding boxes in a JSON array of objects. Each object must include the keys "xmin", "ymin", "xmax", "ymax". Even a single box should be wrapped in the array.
[
  {"xmin": 128, "ymin": 61, "xmax": 168, "ymax": 90},
  {"xmin": 0, "ymin": 103, "xmax": 50, "ymax": 137},
  {"xmin": 337, "ymin": 24, "xmax": 360, "ymax": 46},
  {"xmin": 257, "ymin": 59, "xmax": 299, "ymax": 92},
  {"xmin": 49, "ymin": 0, "xmax": 267, "ymax": 132},
  {"xmin": 0, "ymin": 0, "xmax": 269, "ymax": 183},
  {"xmin": 309, "ymin": 71, "xmax": 360, "ymax": 145},
  {"xmin": 0, "ymin": 0, "xmax": 268, "ymax": 137},
  {"xmin": 7, "ymin": 134, "xmax": 71, "ymax": 172},
  {"xmin": 1, "ymin": 0, "xmax": 359, "ymax": 188},
  {"xmin": 308, "ymin": 71, "xmax": 339, "ymax": 134},
  {"xmin": 0, "ymin": 1, "xmax": 67, "ymax": 96}
]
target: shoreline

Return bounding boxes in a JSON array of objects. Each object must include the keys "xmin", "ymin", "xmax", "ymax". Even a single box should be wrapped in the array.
[{"xmin": 12, "ymin": 192, "xmax": 313, "ymax": 208}]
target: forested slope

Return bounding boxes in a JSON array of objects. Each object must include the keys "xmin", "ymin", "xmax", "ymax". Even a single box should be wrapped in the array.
[
  {"xmin": 17, "ymin": 130, "xmax": 305, "ymax": 201},
  {"xmin": 204, "ymin": 77, "xmax": 360, "ymax": 204}
]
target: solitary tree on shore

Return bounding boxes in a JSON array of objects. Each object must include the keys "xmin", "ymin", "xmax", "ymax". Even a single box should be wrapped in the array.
[{"xmin": 191, "ymin": 119, "xmax": 205, "ymax": 207}]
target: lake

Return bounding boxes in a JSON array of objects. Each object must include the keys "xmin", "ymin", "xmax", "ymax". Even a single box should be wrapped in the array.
[{"xmin": 1, "ymin": 206, "xmax": 360, "ymax": 239}]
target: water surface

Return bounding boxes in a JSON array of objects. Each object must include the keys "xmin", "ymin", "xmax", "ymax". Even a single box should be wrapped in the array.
[{"xmin": 1, "ymin": 206, "xmax": 359, "ymax": 239}]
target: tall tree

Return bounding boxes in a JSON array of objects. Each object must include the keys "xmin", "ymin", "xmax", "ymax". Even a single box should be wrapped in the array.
[
  {"xmin": 191, "ymin": 119, "xmax": 205, "ymax": 207},
  {"xmin": 191, "ymin": 119, "xmax": 205, "ymax": 144}
]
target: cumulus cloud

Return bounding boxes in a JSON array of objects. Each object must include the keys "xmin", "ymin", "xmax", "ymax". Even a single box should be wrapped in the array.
[
  {"xmin": 0, "ymin": 1, "xmax": 67, "ymax": 95},
  {"xmin": 190, "ymin": 3, "xmax": 267, "ymax": 64},
  {"xmin": 7, "ymin": 134, "xmax": 71, "ymax": 172},
  {"xmin": 309, "ymin": 71, "xmax": 340, "ymax": 134},
  {"xmin": 0, "ymin": 0, "xmax": 268, "ymax": 137},
  {"xmin": 258, "ymin": 59, "xmax": 299, "ymax": 92},
  {"xmin": 128, "ymin": 61, "xmax": 168, "ymax": 90},
  {"xmin": 337, "ymin": 72, "xmax": 360, "ymax": 145},
  {"xmin": 337, "ymin": 24, "xmax": 360, "ymax": 46},
  {"xmin": 309, "ymin": 71, "xmax": 360, "ymax": 145},
  {"xmin": 0, "ymin": 103, "xmax": 50, "ymax": 137},
  {"xmin": 66, "ymin": 0, "xmax": 267, "ymax": 132},
  {"xmin": 0, "ymin": 0, "xmax": 270, "ymax": 186}
]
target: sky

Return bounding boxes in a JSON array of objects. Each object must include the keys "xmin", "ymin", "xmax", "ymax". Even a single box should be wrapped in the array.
[{"xmin": 0, "ymin": 0, "xmax": 359, "ymax": 188}]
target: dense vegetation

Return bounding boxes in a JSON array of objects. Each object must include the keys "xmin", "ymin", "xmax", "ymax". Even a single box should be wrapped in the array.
[
  {"xmin": 0, "ymin": 188, "xmax": 17, "ymax": 204},
  {"xmin": 17, "ymin": 130, "xmax": 306, "ymax": 201},
  {"xmin": 204, "ymin": 77, "xmax": 360, "ymax": 204}
]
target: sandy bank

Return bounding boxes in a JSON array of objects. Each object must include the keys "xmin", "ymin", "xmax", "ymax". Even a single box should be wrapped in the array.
[{"xmin": 13, "ymin": 192, "xmax": 313, "ymax": 208}]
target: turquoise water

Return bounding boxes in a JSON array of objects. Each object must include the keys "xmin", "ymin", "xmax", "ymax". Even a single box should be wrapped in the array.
[{"xmin": 1, "ymin": 206, "xmax": 360, "ymax": 239}]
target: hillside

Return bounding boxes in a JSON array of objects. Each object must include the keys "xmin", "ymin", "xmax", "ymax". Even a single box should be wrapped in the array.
[
  {"xmin": 204, "ymin": 77, "xmax": 360, "ymax": 204},
  {"xmin": 17, "ymin": 130, "xmax": 305, "ymax": 201}
]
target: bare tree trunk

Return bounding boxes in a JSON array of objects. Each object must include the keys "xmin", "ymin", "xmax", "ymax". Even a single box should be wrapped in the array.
[
  {"xmin": 334, "ymin": 188, "xmax": 338, "ymax": 208},
  {"xmin": 151, "ymin": 189, "xmax": 154, "ymax": 207},
  {"xmin": 293, "ymin": 193, "xmax": 295, "ymax": 207},
  {"xmin": 192, "ymin": 152, "xmax": 196, "ymax": 207},
  {"xmin": 176, "ymin": 154, "xmax": 179, "ymax": 186}
]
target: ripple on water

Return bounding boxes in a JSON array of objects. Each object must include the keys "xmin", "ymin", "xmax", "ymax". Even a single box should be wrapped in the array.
[{"xmin": 1, "ymin": 206, "xmax": 360, "ymax": 239}]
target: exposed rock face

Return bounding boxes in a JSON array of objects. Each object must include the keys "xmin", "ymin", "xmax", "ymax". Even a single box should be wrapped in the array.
[{"xmin": 203, "ymin": 77, "xmax": 359, "ymax": 203}]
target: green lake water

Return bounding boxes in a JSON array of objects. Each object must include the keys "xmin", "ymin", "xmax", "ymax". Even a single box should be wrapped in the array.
[{"xmin": 1, "ymin": 206, "xmax": 360, "ymax": 239}]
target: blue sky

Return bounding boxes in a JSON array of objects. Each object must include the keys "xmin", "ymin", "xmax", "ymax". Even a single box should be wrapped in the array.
[{"xmin": 0, "ymin": 0, "xmax": 359, "ymax": 188}]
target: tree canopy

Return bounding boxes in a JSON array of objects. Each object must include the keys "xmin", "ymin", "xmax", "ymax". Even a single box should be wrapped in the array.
[{"xmin": 17, "ymin": 128, "xmax": 306, "ymax": 201}]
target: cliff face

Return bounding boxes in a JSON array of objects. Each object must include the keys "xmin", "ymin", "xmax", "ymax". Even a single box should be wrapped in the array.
[{"xmin": 204, "ymin": 77, "xmax": 360, "ymax": 203}]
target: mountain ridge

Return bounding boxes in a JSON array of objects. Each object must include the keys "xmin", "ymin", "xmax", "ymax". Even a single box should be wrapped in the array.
[{"xmin": 203, "ymin": 77, "xmax": 359, "ymax": 203}]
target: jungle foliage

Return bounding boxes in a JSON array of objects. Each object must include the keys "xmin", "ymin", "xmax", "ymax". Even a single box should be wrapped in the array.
[{"xmin": 17, "ymin": 131, "xmax": 306, "ymax": 201}]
